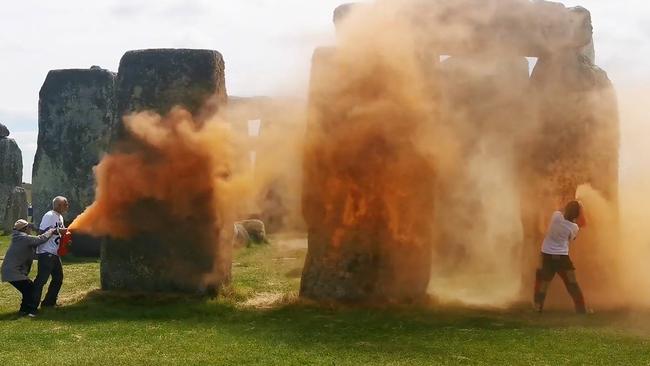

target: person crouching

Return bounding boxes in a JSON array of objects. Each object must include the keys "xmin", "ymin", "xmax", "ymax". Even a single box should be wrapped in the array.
[{"xmin": 0, "ymin": 220, "xmax": 56, "ymax": 317}]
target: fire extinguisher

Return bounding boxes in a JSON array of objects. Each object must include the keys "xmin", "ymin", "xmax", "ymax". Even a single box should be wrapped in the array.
[{"xmin": 57, "ymin": 230, "xmax": 73, "ymax": 257}]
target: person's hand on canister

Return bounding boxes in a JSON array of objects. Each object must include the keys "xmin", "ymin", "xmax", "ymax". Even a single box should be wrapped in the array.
[{"xmin": 44, "ymin": 228, "xmax": 58, "ymax": 238}]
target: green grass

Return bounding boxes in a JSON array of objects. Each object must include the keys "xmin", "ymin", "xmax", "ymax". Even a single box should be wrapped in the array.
[
  {"xmin": 2, "ymin": 235, "xmax": 650, "ymax": 365},
  {"xmin": 0, "ymin": 234, "xmax": 10, "ymax": 255}
]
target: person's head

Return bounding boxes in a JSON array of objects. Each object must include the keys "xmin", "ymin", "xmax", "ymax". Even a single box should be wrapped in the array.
[
  {"xmin": 563, "ymin": 200, "xmax": 582, "ymax": 223},
  {"xmin": 52, "ymin": 196, "xmax": 69, "ymax": 215},
  {"xmin": 13, "ymin": 219, "xmax": 32, "ymax": 234}
]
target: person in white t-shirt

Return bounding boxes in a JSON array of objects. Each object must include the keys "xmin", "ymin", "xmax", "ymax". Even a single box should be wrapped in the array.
[
  {"xmin": 32, "ymin": 196, "xmax": 69, "ymax": 310},
  {"xmin": 533, "ymin": 200, "xmax": 587, "ymax": 314}
]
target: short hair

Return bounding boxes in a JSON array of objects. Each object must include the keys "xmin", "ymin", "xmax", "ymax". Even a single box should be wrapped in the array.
[
  {"xmin": 564, "ymin": 201, "xmax": 582, "ymax": 222},
  {"xmin": 52, "ymin": 196, "xmax": 68, "ymax": 208}
]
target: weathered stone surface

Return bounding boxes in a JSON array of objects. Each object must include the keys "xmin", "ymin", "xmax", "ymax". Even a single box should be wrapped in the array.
[
  {"xmin": 529, "ymin": 52, "xmax": 618, "ymax": 207},
  {"xmin": 102, "ymin": 48, "xmax": 228, "ymax": 293},
  {"xmin": 333, "ymin": 3, "xmax": 359, "ymax": 25},
  {"xmin": 233, "ymin": 219, "xmax": 268, "ymax": 247},
  {"xmin": 111, "ymin": 48, "xmax": 227, "ymax": 143},
  {"xmin": 524, "ymin": 15, "xmax": 619, "ymax": 305},
  {"xmin": 0, "ymin": 137, "xmax": 21, "ymax": 187},
  {"xmin": 0, "ymin": 137, "xmax": 23, "ymax": 232},
  {"xmin": 3, "ymin": 187, "xmax": 27, "ymax": 233},
  {"xmin": 300, "ymin": 48, "xmax": 435, "ymax": 303},
  {"xmin": 0, "ymin": 122, "xmax": 9, "ymax": 138},
  {"xmin": 33, "ymin": 68, "xmax": 116, "ymax": 227},
  {"xmin": 383, "ymin": 0, "xmax": 595, "ymax": 57}
]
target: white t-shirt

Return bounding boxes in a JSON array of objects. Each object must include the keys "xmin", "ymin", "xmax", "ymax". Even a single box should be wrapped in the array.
[
  {"xmin": 541, "ymin": 211, "xmax": 579, "ymax": 256},
  {"xmin": 36, "ymin": 210, "xmax": 65, "ymax": 255}
]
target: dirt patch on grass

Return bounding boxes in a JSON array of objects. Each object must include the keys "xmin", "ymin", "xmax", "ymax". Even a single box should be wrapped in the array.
[{"xmin": 241, "ymin": 292, "xmax": 296, "ymax": 309}]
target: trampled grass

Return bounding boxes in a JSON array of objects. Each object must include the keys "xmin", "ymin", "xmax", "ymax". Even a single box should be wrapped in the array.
[{"xmin": 1, "ymin": 235, "xmax": 650, "ymax": 365}]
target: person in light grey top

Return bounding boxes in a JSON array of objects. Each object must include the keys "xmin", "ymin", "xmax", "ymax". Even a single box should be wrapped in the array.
[{"xmin": 1, "ymin": 219, "xmax": 56, "ymax": 316}]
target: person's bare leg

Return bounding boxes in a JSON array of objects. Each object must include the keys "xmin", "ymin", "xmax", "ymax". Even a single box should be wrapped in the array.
[{"xmin": 534, "ymin": 269, "xmax": 553, "ymax": 312}]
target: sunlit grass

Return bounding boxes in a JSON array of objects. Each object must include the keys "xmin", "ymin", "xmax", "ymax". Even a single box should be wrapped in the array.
[{"xmin": 1, "ymin": 235, "xmax": 650, "ymax": 365}]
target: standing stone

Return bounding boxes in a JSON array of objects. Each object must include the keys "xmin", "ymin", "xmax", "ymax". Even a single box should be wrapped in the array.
[
  {"xmin": 0, "ymin": 136, "xmax": 21, "ymax": 188},
  {"xmin": 3, "ymin": 187, "xmax": 28, "ymax": 233},
  {"xmin": 300, "ymin": 47, "xmax": 436, "ymax": 303},
  {"xmin": 525, "ymin": 7, "xmax": 620, "ymax": 305},
  {"xmin": 0, "ymin": 134, "xmax": 23, "ymax": 233},
  {"xmin": 101, "ymin": 49, "xmax": 228, "ymax": 293},
  {"xmin": 333, "ymin": 3, "xmax": 360, "ymax": 25},
  {"xmin": 526, "ymin": 6, "xmax": 618, "ymax": 230},
  {"xmin": 32, "ymin": 67, "xmax": 116, "ymax": 255},
  {"xmin": 111, "ymin": 48, "xmax": 227, "ymax": 143},
  {"xmin": 0, "ymin": 122, "xmax": 9, "ymax": 138}
]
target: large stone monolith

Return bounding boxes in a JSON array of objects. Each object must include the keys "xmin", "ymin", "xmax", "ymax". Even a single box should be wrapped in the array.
[
  {"xmin": 3, "ymin": 187, "xmax": 28, "ymax": 233},
  {"xmin": 300, "ymin": 47, "xmax": 436, "ymax": 303},
  {"xmin": 101, "ymin": 49, "xmax": 228, "ymax": 293},
  {"xmin": 526, "ymin": 6, "xmax": 620, "ymax": 306},
  {"xmin": 33, "ymin": 67, "xmax": 116, "ymax": 255},
  {"xmin": 0, "ymin": 122, "xmax": 9, "ymax": 138},
  {"xmin": 111, "ymin": 49, "xmax": 227, "ymax": 143},
  {"xmin": 0, "ymin": 129, "xmax": 23, "ymax": 233}
]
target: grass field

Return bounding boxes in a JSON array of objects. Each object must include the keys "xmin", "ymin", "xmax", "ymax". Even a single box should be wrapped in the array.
[{"xmin": 2, "ymin": 234, "xmax": 650, "ymax": 365}]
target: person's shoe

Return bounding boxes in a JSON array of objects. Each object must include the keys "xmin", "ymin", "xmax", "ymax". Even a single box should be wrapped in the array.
[
  {"xmin": 576, "ymin": 307, "xmax": 595, "ymax": 315},
  {"xmin": 40, "ymin": 303, "xmax": 61, "ymax": 309},
  {"xmin": 17, "ymin": 311, "xmax": 28, "ymax": 317},
  {"xmin": 27, "ymin": 313, "xmax": 38, "ymax": 318}
]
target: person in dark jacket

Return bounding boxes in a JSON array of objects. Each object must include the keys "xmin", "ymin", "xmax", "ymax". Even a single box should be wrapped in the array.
[{"xmin": 1, "ymin": 219, "xmax": 56, "ymax": 317}]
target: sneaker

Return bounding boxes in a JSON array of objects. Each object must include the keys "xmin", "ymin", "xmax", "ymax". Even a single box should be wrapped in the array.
[
  {"xmin": 17, "ymin": 311, "xmax": 28, "ymax": 317},
  {"xmin": 27, "ymin": 313, "xmax": 38, "ymax": 318}
]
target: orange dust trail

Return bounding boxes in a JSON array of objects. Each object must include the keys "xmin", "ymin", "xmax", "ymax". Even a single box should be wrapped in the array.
[{"xmin": 68, "ymin": 108, "xmax": 244, "ymax": 238}]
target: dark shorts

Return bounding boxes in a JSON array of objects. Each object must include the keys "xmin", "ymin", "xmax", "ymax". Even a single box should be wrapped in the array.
[{"xmin": 539, "ymin": 253, "xmax": 575, "ymax": 280}]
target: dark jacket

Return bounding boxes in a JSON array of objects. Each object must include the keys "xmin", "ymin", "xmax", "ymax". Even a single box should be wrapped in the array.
[{"xmin": 1, "ymin": 230, "xmax": 51, "ymax": 282}]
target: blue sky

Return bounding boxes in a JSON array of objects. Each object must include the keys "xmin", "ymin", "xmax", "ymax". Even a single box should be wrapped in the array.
[{"xmin": 1, "ymin": 0, "xmax": 648, "ymax": 183}]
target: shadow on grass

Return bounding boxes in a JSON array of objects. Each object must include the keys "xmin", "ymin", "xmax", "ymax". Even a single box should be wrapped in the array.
[
  {"xmin": 3, "ymin": 289, "xmax": 649, "ymax": 364},
  {"xmin": 32, "ymin": 289, "xmax": 644, "ymax": 332}
]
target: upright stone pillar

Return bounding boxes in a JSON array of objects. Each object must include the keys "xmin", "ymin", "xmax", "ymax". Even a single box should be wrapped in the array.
[
  {"xmin": 101, "ymin": 49, "xmax": 228, "ymax": 293},
  {"xmin": 0, "ymin": 125, "xmax": 23, "ymax": 233},
  {"xmin": 300, "ymin": 47, "xmax": 436, "ymax": 302},
  {"xmin": 527, "ymin": 7, "xmax": 620, "ymax": 305},
  {"xmin": 33, "ymin": 67, "xmax": 116, "ymax": 254},
  {"xmin": 3, "ymin": 187, "xmax": 28, "ymax": 233}
]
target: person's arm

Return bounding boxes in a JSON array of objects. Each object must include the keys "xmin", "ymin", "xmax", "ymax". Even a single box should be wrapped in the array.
[
  {"xmin": 19, "ymin": 229, "xmax": 57, "ymax": 247},
  {"xmin": 38, "ymin": 213, "xmax": 54, "ymax": 234},
  {"xmin": 570, "ymin": 226, "xmax": 579, "ymax": 241}
]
